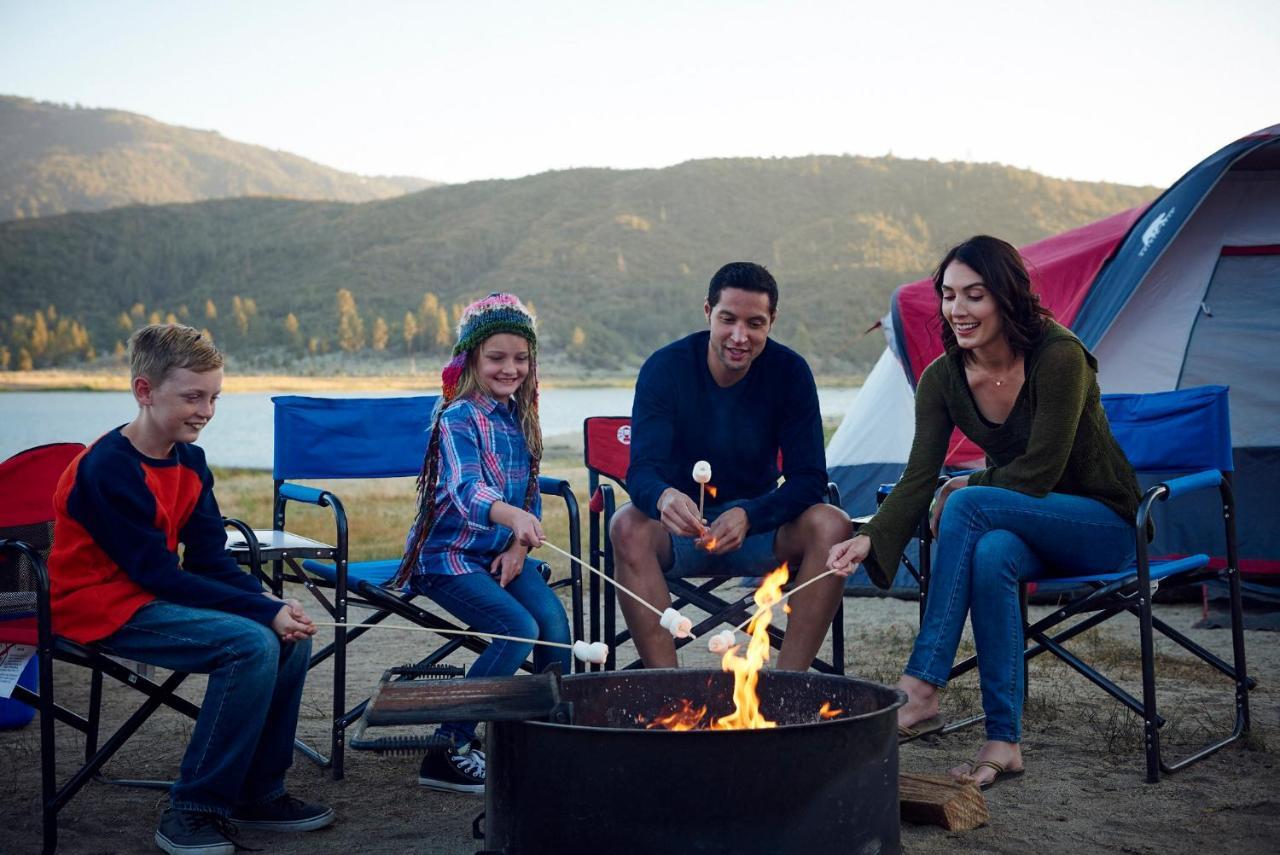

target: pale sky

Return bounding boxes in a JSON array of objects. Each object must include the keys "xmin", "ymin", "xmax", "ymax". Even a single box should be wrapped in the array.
[{"xmin": 2, "ymin": 0, "xmax": 1277, "ymax": 188}]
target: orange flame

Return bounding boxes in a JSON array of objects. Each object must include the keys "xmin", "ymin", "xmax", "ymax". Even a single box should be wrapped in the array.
[
  {"xmin": 709, "ymin": 563, "xmax": 790, "ymax": 730},
  {"xmin": 644, "ymin": 699, "xmax": 709, "ymax": 731},
  {"xmin": 706, "ymin": 484, "xmax": 718, "ymax": 499},
  {"xmin": 818, "ymin": 701, "xmax": 843, "ymax": 720},
  {"xmin": 700, "ymin": 535, "xmax": 718, "ymax": 551}
]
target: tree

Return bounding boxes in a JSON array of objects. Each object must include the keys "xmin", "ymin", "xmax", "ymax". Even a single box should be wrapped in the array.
[
  {"xmin": 402, "ymin": 311, "xmax": 418, "ymax": 356},
  {"xmin": 0, "ymin": 346, "xmax": 9, "ymax": 371},
  {"xmin": 30, "ymin": 311, "xmax": 49, "ymax": 358},
  {"xmin": 117, "ymin": 312, "xmax": 132, "ymax": 332},
  {"xmin": 204, "ymin": 299, "xmax": 218, "ymax": 321},
  {"xmin": 283, "ymin": 313, "xmax": 303, "ymax": 354},
  {"xmin": 372, "ymin": 316, "xmax": 389, "ymax": 352},
  {"xmin": 231, "ymin": 295, "xmax": 250, "ymax": 337},
  {"xmin": 336, "ymin": 289, "xmax": 365, "ymax": 352},
  {"xmin": 435, "ymin": 307, "xmax": 450, "ymax": 350},
  {"xmin": 18, "ymin": 348, "xmax": 32, "ymax": 370}
]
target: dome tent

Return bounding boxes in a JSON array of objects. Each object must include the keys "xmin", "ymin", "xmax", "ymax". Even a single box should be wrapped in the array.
[{"xmin": 828, "ymin": 124, "xmax": 1280, "ymax": 594}]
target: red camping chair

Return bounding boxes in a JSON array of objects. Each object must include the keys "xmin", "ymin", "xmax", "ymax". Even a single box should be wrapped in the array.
[
  {"xmin": 584, "ymin": 417, "xmax": 846, "ymax": 673},
  {"xmin": 0, "ymin": 443, "xmax": 255, "ymax": 854}
]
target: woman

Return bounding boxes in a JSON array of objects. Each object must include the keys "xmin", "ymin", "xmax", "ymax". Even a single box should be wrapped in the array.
[{"xmin": 828, "ymin": 236, "xmax": 1141, "ymax": 788}]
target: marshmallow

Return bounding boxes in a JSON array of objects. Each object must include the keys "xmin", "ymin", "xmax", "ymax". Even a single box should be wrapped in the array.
[
  {"xmin": 572, "ymin": 640, "xmax": 609, "ymax": 664},
  {"xmin": 692, "ymin": 460, "xmax": 712, "ymax": 484},
  {"xmin": 659, "ymin": 607, "xmax": 694, "ymax": 639},
  {"xmin": 707, "ymin": 629, "xmax": 737, "ymax": 654}
]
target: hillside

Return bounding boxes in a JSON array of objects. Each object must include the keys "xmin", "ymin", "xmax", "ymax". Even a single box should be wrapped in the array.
[
  {"xmin": 0, "ymin": 155, "xmax": 1156, "ymax": 373},
  {"xmin": 0, "ymin": 96, "xmax": 438, "ymax": 219}
]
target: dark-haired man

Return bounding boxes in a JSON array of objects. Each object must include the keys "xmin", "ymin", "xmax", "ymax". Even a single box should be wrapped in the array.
[{"xmin": 612, "ymin": 262, "xmax": 850, "ymax": 669}]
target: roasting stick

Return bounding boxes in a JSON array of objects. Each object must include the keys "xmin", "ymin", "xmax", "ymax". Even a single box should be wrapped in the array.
[
  {"xmin": 308, "ymin": 621, "xmax": 610, "ymax": 664},
  {"xmin": 692, "ymin": 460, "xmax": 712, "ymax": 519},
  {"xmin": 539, "ymin": 540, "xmax": 697, "ymax": 640},
  {"xmin": 728, "ymin": 567, "xmax": 842, "ymax": 634}
]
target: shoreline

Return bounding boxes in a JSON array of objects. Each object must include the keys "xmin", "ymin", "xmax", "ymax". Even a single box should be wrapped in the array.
[{"xmin": 0, "ymin": 369, "xmax": 865, "ymax": 393}]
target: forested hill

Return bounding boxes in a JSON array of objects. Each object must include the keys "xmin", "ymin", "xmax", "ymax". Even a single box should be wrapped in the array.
[
  {"xmin": 0, "ymin": 96, "xmax": 437, "ymax": 220},
  {"xmin": 0, "ymin": 154, "xmax": 1156, "ymax": 374}
]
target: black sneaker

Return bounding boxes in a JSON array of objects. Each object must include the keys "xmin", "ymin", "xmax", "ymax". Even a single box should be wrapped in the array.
[
  {"xmin": 154, "ymin": 807, "xmax": 236, "ymax": 855},
  {"xmin": 418, "ymin": 741, "xmax": 486, "ymax": 794},
  {"xmin": 231, "ymin": 792, "xmax": 336, "ymax": 832}
]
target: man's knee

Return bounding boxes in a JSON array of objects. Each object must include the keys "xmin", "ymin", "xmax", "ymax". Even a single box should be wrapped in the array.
[
  {"xmin": 781, "ymin": 503, "xmax": 851, "ymax": 558},
  {"xmin": 609, "ymin": 505, "xmax": 664, "ymax": 567}
]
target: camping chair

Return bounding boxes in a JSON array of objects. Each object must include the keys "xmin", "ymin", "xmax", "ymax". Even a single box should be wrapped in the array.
[
  {"xmin": 583, "ymin": 416, "xmax": 845, "ymax": 674},
  {"xmin": 0, "ymin": 442, "xmax": 258, "ymax": 854},
  {"xmin": 234, "ymin": 395, "xmax": 584, "ymax": 780},
  {"xmin": 927, "ymin": 385, "xmax": 1252, "ymax": 782}
]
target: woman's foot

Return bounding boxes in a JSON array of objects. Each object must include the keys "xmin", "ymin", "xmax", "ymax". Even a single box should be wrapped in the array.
[
  {"xmin": 950, "ymin": 740, "xmax": 1024, "ymax": 788},
  {"xmin": 895, "ymin": 674, "xmax": 941, "ymax": 730}
]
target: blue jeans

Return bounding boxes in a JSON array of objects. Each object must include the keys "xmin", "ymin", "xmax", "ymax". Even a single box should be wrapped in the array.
[
  {"xmin": 411, "ymin": 558, "xmax": 571, "ymax": 744},
  {"xmin": 97, "ymin": 600, "xmax": 309, "ymax": 816},
  {"xmin": 905, "ymin": 487, "xmax": 1136, "ymax": 743}
]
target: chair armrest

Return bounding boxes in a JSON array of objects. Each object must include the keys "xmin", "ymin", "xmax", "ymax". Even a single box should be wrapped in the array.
[
  {"xmin": 222, "ymin": 517, "xmax": 268, "ymax": 586},
  {"xmin": 279, "ymin": 482, "xmax": 331, "ymax": 507},
  {"xmin": 1158, "ymin": 469, "xmax": 1223, "ymax": 500}
]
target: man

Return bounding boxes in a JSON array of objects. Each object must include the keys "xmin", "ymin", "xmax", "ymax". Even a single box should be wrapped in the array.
[{"xmin": 612, "ymin": 261, "xmax": 850, "ymax": 669}]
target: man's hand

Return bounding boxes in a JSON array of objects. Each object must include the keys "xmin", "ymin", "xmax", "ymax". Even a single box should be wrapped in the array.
[
  {"xmin": 657, "ymin": 487, "xmax": 706, "ymax": 538},
  {"xmin": 271, "ymin": 602, "xmax": 316, "ymax": 642},
  {"xmin": 827, "ymin": 534, "xmax": 871, "ymax": 577},
  {"xmin": 697, "ymin": 506, "xmax": 749, "ymax": 555},
  {"xmin": 490, "ymin": 544, "xmax": 528, "ymax": 588},
  {"xmin": 929, "ymin": 475, "xmax": 970, "ymax": 538}
]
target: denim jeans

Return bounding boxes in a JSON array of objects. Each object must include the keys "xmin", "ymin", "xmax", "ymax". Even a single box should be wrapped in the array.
[
  {"xmin": 412, "ymin": 557, "xmax": 571, "ymax": 744},
  {"xmin": 97, "ymin": 600, "xmax": 309, "ymax": 816},
  {"xmin": 904, "ymin": 487, "xmax": 1136, "ymax": 743}
]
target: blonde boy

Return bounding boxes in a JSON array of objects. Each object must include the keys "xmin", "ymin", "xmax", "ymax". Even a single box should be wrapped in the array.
[{"xmin": 48, "ymin": 324, "xmax": 334, "ymax": 855}]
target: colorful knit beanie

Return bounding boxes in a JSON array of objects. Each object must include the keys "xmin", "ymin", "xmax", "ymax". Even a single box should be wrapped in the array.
[
  {"xmin": 440, "ymin": 293, "xmax": 538, "ymax": 402},
  {"xmin": 394, "ymin": 293, "xmax": 540, "ymax": 588}
]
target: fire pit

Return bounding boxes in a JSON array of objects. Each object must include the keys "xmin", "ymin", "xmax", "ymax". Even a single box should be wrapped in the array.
[{"xmin": 483, "ymin": 668, "xmax": 905, "ymax": 854}]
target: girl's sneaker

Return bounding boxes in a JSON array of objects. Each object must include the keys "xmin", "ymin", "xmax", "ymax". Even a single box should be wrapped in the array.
[{"xmin": 418, "ymin": 741, "xmax": 485, "ymax": 794}]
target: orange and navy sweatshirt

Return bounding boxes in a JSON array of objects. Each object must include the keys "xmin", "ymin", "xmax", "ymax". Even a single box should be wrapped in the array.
[{"xmin": 48, "ymin": 427, "xmax": 281, "ymax": 644}]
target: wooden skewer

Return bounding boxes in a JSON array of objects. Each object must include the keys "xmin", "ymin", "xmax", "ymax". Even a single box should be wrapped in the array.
[
  {"xmin": 698, "ymin": 483, "xmax": 706, "ymax": 520},
  {"xmin": 309, "ymin": 621, "xmax": 574, "ymax": 651},
  {"xmin": 539, "ymin": 540, "xmax": 697, "ymax": 640},
  {"xmin": 730, "ymin": 567, "xmax": 842, "ymax": 634}
]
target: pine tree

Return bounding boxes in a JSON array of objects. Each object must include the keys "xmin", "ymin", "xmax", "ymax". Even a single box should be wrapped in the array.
[
  {"xmin": 336, "ymin": 289, "xmax": 365, "ymax": 352},
  {"xmin": 372, "ymin": 316, "xmax": 389, "ymax": 352}
]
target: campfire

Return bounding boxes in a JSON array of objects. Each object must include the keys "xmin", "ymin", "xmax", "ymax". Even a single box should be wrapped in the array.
[{"xmin": 640, "ymin": 564, "xmax": 843, "ymax": 731}]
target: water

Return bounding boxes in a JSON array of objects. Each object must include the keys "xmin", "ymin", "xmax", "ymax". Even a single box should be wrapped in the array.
[{"xmin": 0, "ymin": 387, "xmax": 858, "ymax": 470}]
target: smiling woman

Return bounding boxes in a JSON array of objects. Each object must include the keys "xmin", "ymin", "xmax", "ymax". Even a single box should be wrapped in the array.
[{"xmin": 826, "ymin": 235, "xmax": 1145, "ymax": 790}]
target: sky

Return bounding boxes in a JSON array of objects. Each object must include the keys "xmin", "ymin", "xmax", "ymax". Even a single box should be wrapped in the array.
[{"xmin": 2, "ymin": 0, "xmax": 1278, "ymax": 189}]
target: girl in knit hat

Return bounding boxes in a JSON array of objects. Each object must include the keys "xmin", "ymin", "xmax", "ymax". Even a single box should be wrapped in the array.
[{"xmin": 395, "ymin": 293, "xmax": 570, "ymax": 794}]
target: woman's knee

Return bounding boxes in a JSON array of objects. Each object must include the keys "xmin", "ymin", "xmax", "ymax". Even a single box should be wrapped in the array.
[{"xmin": 971, "ymin": 530, "xmax": 1028, "ymax": 592}]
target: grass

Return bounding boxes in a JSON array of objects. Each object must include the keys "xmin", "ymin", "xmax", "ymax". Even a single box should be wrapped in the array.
[{"xmin": 213, "ymin": 445, "xmax": 601, "ymax": 582}]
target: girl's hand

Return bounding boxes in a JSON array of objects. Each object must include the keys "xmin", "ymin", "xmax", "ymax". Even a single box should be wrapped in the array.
[
  {"xmin": 827, "ymin": 534, "xmax": 871, "ymax": 577},
  {"xmin": 490, "ymin": 502, "xmax": 545, "ymax": 549},
  {"xmin": 490, "ymin": 544, "xmax": 528, "ymax": 588},
  {"xmin": 929, "ymin": 475, "xmax": 970, "ymax": 538}
]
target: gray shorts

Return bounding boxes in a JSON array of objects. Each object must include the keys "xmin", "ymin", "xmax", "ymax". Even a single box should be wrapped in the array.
[{"xmin": 666, "ymin": 499, "xmax": 780, "ymax": 579}]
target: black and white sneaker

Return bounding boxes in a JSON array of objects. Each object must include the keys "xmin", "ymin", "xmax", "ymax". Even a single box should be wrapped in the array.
[
  {"xmin": 231, "ymin": 792, "xmax": 335, "ymax": 832},
  {"xmin": 418, "ymin": 741, "xmax": 486, "ymax": 794},
  {"xmin": 154, "ymin": 807, "xmax": 236, "ymax": 855}
]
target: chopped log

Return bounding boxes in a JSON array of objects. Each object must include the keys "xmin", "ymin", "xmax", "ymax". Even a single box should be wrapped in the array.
[{"xmin": 899, "ymin": 772, "xmax": 989, "ymax": 831}]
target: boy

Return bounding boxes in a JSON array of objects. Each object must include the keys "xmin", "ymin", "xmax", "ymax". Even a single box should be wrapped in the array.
[{"xmin": 48, "ymin": 324, "xmax": 334, "ymax": 855}]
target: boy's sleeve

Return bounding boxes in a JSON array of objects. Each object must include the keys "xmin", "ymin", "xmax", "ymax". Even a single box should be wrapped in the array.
[
  {"xmin": 437, "ymin": 406, "xmax": 504, "ymax": 530},
  {"xmin": 737, "ymin": 356, "xmax": 827, "ymax": 533},
  {"xmin": 179, "ymin": 466, "xmax": 267, "ymax": 595},
  {"xmin": 626, "ymin": 351, "xmax": 678, "ymax": 520},
  {"xmin": 66, "ymin": 454, "xmax": 281, "ymax": 626}
]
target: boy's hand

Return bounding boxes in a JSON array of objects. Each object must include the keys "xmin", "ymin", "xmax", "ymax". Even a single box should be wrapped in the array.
[
  {"xmin": 271, "ymin": 603, "xmax": 316, "ymax": 642},
  {"xmin": 490, "ymin": 544, "xmax": 528, "ymax": 588}
]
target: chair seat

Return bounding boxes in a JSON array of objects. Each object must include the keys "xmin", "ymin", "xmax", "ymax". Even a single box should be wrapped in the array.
[
  {"xmin": 302, "ymin": 558, "xmax": 404, "ymax": 590},
  {"xmin": 0, "ymin": 614, "xmax": 37, "ymax": 645},
  {"xmin": 1049, "ymin": 553, "xmax": 1210, "ymax": 586}
]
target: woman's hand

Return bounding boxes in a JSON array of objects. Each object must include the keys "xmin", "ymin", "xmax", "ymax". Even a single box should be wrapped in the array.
[
  {"xmin": 929, "ymin": 475, "xmax": 970, "ymax": 538},
  {"xmin": 491, "ymin": 502, "xmax": 545, "ymax": 549},
  {"xmin": 490, "ymin": 544, "xmax": 528, "ymax": 588},
  {"xmin": 827, "ymin": 534, "xmax": 871, "ymax": 577}
]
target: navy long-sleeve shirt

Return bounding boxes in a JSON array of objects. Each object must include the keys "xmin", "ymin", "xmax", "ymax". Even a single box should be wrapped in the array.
[{"xmin": 626, "ymin": 331, "xmax": 827, "ymax": 534}]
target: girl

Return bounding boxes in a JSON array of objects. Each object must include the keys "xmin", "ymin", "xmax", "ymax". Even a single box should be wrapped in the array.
[
  {"xmin": 394, "ymin": 293, "xmax": 570, "ymax": 794},
  {"xmin": 828, "ymin": 236, "xmax": 1142, "ymax": 788}
]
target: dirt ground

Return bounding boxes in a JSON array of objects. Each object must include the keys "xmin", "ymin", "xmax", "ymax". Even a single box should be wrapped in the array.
[{"xmin": 2, "ymin": 592, "xmax": 1276, "ymax": 854}]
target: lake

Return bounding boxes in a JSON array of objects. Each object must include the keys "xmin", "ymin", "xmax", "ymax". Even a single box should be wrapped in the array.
[{"xmin": 0, "ymin": 387, "xmax": 858, "ymax": 470}]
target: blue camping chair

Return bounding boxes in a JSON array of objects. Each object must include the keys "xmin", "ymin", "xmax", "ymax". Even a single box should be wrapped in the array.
[
  {"xmin": 930, "ymin": 385, "xmax": 1252, "ymax": 782},
  {"xmin": 231, "ymin": 395, "xmax": 584, "ymax": 780}
]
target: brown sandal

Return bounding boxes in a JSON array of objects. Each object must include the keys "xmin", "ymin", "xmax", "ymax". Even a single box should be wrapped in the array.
[
  {"xmin": 896, "ymin": 715, "xmax": 944, "ymax": 744},
  {"xmin": 957, "ymin": 758, "xmax": 1025, "ymax": 790}
]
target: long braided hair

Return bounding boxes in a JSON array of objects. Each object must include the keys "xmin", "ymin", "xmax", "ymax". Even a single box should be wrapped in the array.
[{"xmin": 393, "ymin": 294, "xmax": 540, "ymax": 588}]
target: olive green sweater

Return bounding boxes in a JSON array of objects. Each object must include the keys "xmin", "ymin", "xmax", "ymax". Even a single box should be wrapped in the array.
[{"xmin": 859, "ymin": 321, "xmax": 1141, "ymax": 589}]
